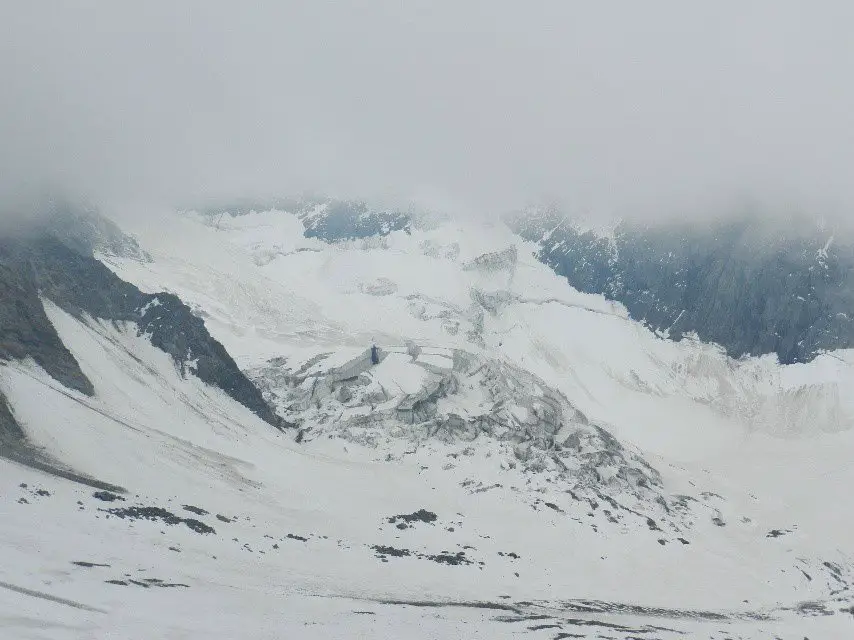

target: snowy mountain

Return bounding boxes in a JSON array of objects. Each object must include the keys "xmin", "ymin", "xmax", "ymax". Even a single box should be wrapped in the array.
[
  {"xmin": 509, "ymin": 205, "xmax": 854, "ymax": 364},
  {"xmin": 2, "ymin": 203, "xmax": 854, "ymax": 638},
  {"xmin": 195, "ymin": 194, "xmax": 413, "ymax": 242}
]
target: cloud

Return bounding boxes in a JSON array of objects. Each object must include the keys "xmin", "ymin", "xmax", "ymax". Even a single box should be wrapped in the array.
[{"xmin": 2, "ymin": 1, "xmax": 854, "ymax": 219}]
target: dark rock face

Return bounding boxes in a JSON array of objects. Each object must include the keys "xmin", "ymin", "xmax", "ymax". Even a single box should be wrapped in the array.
[
  {"xmin": 0, "ymin": 255, "xmax": 94, "ymax": 396},
  {"xmin": 301, "ymin": 199, "xmax": 411, "ymax": 242},
  {"xmin": 38, "ymin": 200, "xmax": 152, "ymax": 262},
  {"xmin": 510, "ymin": 210, "xmax": 854, "ymax": 364},
  {"xmin": 1, "ymin": 204, "xmax": 277, "ymax": 487},
  {"xmin": 0, "ymin": 236, "xmax": 278, "ymax": 426},
  {"xmin": 197, "ymin": 195, "xmax": 412, "ymax": 242},
  {"xmin": 0, "ymin": 391, "xmax": 24, "ymax": 442}
]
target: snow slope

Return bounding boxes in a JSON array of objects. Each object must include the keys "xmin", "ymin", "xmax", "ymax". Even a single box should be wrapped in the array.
[{"xmin": 2, "ymin": 207, "xmax": 854, "ymax": 638}]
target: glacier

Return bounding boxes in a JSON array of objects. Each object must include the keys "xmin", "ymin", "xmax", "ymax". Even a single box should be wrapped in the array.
[{"xmin": 1, "ymin": 205, "xmax": 853, "ymax": 638}]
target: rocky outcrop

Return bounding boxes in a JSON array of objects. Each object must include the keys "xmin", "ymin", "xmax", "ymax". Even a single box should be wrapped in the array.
[
  {"xmin": 0, "ymin": 391, "xmax": 24, "ymax": 441},
  {"xmin": 38, "ymin": 199, "xmax": 152, "ymax": 262},
  {"xmin": 509, "ymin": 209, "xmax": 854, "ymax": 364},
  {"xmin": 196, "ymin": 195, "xmax": 412, "ymax": 242},
  {"xmin": 0, "ymin": 252, "xmax": 93, "ymax": 395},
  {"xmin": 0, "ymin": 235, "xmax": 278, "ymax": 427}
]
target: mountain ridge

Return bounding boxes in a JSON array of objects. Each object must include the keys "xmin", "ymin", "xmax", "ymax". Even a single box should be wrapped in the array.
[{"xmin": 509, "ymin": 208, "xmax": 854, "ymax": 364}]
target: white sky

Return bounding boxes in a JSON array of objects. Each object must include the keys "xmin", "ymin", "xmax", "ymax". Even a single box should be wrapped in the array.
[{"xmin": 2, "ymin": 1, "xmax": 854, "ymax": 219}]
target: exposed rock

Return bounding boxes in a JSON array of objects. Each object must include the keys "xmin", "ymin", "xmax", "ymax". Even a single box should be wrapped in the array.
[
  {"xmin": 387, "ymin": 509, "xmax": 438, "ymax": 528},
  {"xmin": 0, "ymin": 255, "xmax": 93, "ymax": 395},
  {"xmin": 37, "ymin": 199, "xmax": 151, "ymax": 262},
  {"xmin": 509, "ymin": 208, "xmax": 854, "ymax": 364},
  {"xmin": 183, "ymin": 505, "xmax": 209, "ymax": 516},
  {"xmin": 92, "ymin": 491, "xmax": 125, "ymax": 502},
  {"xmin": 195, "ymin": 196, "xmax": 412, "ymax": 242},
  {"xmin": 0, "ymin": 235, "xmax": 278, "ymax": 426},
  {"xmin": 103, "ymin": 505, "xmax": 216, "ymax": 534},
  {"xmin": 286, "ymin": 533, "xmax": 308, "ymax": 542}
]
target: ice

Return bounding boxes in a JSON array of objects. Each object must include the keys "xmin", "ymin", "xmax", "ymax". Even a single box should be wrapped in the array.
[{"xmin": 370, "ymin": 353, "xmax": 429, "ymax": 395}]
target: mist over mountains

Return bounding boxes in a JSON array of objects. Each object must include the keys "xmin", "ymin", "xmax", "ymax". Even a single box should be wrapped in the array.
[
  {"xmin": 4, "ymin": 4, "xmax": 854, "ymax": 637},
  {"xmin": 195, "ymin": 196, "xmax": 854, "ymax": 364}
]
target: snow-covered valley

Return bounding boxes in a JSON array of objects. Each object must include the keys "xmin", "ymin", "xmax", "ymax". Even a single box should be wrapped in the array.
[{"xmin": 2, "ymin": 207, "xmax": 854, "ymax": 639}]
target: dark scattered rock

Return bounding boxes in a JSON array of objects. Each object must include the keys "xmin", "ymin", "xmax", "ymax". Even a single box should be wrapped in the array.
[
  {"xmin": 0, "ymin": 248, "xmax": 94, "ymax": 395},
  {"xmin": 104, "ymin": 505, "xmax": 215, "ymax": 535},
  {"xmin": 287, "ymin": 533, "xmax": 308, "ymax": 542},
  {"xmin": 371, "ymin": 544, "xmax": 474, "ymax": 566},
  {"xmin": 72, "ymin": 561, "xmax": 110, "ymax": 568},
  {"xmin": 645, "ymin": 517, "xmax": 660, "ymax": 531},
  {"xmin": 545, "ymin": 597, "xmax": 767, "ymax": 623},
  {"xmin": 425, "ymin": 551, "xmax": 472, "ymax": 566},
  {"xmin": 215, "ymin": 514, "xmax": 232, "ymax": 523},
  {"xmin": 35, "ymin": 489, "xmax": 51, "ymax": 497},
  {"xmin": 712, "ymin": 516, "xmax": 726, "ymax": 527},
  {"xmin": 182, "ymin": 505, "xmax": 209, "ymax": 516},
  {"xmin": 544, "ymin": 502, "xmax": 561, "ymax": 512},
  {"xmin": 93, "ymin": 491, "xmax": 125, "ymax": 502},
  {"xmin": 387, "ymin": 509, "xmax": 438, "ymax": 529},
  {"xmin": 498, "ymin": 552, "xmax": 520, "ymax": 560},
  {"xmin": 677, "ymin": 538, "xmax": 690, "ymax": 545},
  {"xmin": 1, "ymin": 233, "xmax": 278, "ymax": 426},
  {"xmin": 19, "ymin": 483, "xmax": 27, "ymax": 488},
  {"xmin": 105, "ymin": 580, "xmax": 128, "ymax": 586},
  {"xmin": 17, "ymin": 498, "xmax": 29, "ymax": 504},
  {"xmin": 657, "ymin": 539, "xmax": 667, "ymax": 546},
  {"xmin": 372, "ymin": 545, "xmax": 412, "ymax": 558},
  {"xmin": 795, "ymin": 601, "xmax": 834, "ymax": 617},
  {"xmin": 183, "ymin": 519, "xmax": 215, "ymax": 535},
  {"xmin": 767, "ymin": 529, "xmax": 790, "ymax": 538}
]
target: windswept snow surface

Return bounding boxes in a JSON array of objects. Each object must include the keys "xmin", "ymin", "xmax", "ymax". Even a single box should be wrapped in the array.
[{"xmin": 1, "ymin": 207, "xmax": 854, "ymax": 638}]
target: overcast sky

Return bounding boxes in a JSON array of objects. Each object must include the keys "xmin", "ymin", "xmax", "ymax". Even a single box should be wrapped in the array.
[{"xmin": 2, "ymin": 1, "xmax": 853, "ymax": 219}]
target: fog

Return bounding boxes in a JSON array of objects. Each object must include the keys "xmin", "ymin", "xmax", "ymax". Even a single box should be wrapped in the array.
[{"xmin": 2, "ymin": 1, "xmax": 854, "ymax": 220}]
